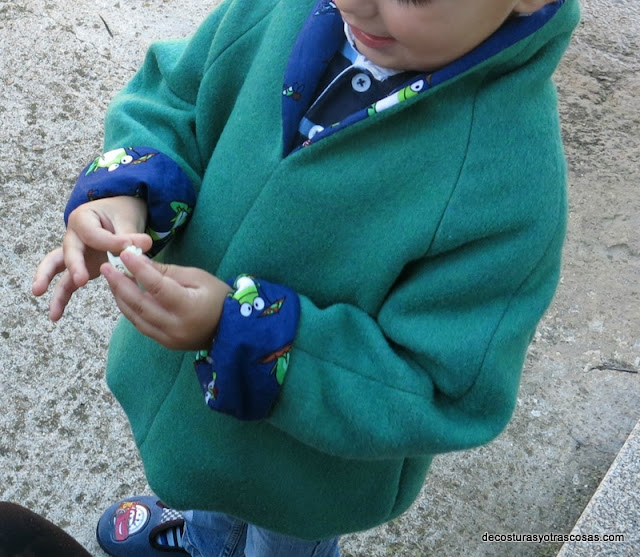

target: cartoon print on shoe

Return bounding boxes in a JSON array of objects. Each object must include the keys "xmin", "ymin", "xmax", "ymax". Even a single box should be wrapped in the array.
[{"xmin": 97, "ymin": 496, "xmax": 187, "ymax": 557}]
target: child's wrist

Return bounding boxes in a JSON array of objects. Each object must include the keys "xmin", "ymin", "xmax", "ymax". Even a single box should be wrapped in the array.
[{"xmin": 203, "ymin": 280, "xmax": 233, "ymax": 349}]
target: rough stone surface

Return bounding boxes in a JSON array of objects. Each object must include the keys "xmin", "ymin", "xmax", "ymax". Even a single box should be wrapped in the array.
[
  {"xmin": 1, "ymin": 1, "xmax": 638, "ymax": 556},
  {"xmin": 557, "ymin": 420, "xmax": 640, "ymax": 556}
]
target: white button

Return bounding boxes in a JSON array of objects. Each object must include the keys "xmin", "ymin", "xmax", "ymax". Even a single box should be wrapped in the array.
[
  {"xmin": 308, "ymin": 125, "xmax": 325, "ymax": 138},
  {"xmin": 351, "ymin": 73, "xmax": 372, "ymax": 92}
]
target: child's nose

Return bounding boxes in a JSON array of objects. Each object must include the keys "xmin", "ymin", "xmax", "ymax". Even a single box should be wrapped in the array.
[{"xmin": 334, "ymin": 0, "xmax": 379, "ymax": 20}]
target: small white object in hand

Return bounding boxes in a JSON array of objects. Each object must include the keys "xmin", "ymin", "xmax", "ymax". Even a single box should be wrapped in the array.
[{"xmin": 107, "ymin": 245, "xmax": 143, "ymax": 277}]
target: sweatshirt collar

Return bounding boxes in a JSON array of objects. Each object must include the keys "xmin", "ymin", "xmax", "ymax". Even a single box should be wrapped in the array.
[{"xmin": 342, "ymin": 22, "xmax": 402, "ymax": 81}]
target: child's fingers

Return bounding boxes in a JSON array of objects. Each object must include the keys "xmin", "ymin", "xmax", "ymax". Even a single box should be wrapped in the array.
[
  {"xmin": 33, "ymin": 248, "xmax": 88, "ymax": 320},
  {"xmin": 124, "ymin": 232, "xmax": 153, "ymax": 253},
  {"xmin": 101, "ymin": 263, "xmax": 178, "ymax": 346},
  {"xmin": 62, "ymin": 230, "xmax": 92, "ymax": 286},
  {"xmin": 102, "ymin": 256, "xmax": 229, "ymax": 351},
  {"xmin": 65, "ymin": 206, "xmax": 152, "ymax": 279},
  {"xmin": 101, "ymin": 260, "xmax": 177, "ymax": 324},
  {"xmin": 32, "ymin": 248, "xmax": 65, "ymax": 296},
  {"xmin": 118, "ymin": 251, "xmax": 186, "ymax": 311},
  {"xmin": 48, "ymin": 271, "xmax": 81, "ymax": 322},
  {"xmin": 62, "ymin": 228, "xmax": 143, "ymax": 285},
  {"xmin": 109, "ymin": 296, "xmax": 175, "ymax": 348}
]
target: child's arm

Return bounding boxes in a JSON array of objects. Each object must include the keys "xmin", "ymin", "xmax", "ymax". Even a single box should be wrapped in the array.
[
  {"xmin": 33, "ymin": 3, "xmax": 237, "ymax": 316},
  {"xmin": 56, "ymin": 0, "xmax": 243, "ymax": 264},
  {"xmin": 266, "ymin": 195, "xmax": 567, "ymax": 460}
]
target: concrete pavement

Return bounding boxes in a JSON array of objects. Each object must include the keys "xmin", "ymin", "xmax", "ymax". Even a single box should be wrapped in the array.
[{"xmin": 1, "ymin": 1, "xmax": 638, "ymax": 555}]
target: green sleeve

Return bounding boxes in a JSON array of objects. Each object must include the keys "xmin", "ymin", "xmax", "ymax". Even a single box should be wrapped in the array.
[
  {"xmin": 270, "ymin": 212, "xmax": 565, "ymax": 460},
  {"xmin": 101, "ymin": 0, "xmax": 237, "ymax": 187}
]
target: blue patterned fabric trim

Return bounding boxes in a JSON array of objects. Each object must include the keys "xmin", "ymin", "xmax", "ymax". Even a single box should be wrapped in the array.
[
  {"xmin": 64, "ymin": 146, "xmax": 196, "ymax": 256},
  {"xmin": 194, "ymin": 275, "xmax": 301, "ymax": 421}
]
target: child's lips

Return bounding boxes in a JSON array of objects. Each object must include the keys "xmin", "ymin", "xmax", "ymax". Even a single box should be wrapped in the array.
[{"xmin": 350, "ymin": 25, "xmax": 396, "ymax": 49}]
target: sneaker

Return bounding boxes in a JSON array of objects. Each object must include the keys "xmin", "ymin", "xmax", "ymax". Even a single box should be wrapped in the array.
[{"xmin": 96, "ymin": 496, "xmax": 187, "ymax": 556}]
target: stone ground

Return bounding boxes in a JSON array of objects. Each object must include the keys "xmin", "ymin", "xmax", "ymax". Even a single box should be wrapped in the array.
[{"xmin": 0, "ymin": 0, "xmax": 638, "ymax": 556}]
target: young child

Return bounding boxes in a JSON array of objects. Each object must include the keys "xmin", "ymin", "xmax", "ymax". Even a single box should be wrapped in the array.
[{"xmin": 33, "ymin": 0, "xmax": 580, "ymax": 555}]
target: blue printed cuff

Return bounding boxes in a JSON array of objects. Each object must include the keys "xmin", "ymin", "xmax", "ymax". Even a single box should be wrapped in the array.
[
  {"xmin": 64, "ymin": 147, "xmax": 196, "ymax": 256},
  {"xmin": 194, "ymin": 275, "xmax": 301, "ymax": 421}
]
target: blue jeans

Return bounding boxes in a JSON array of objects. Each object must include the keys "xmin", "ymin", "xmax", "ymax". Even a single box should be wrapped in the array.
[{"xmin": 181, "ymin": 510, "xmax": 341, "ymax": 557}]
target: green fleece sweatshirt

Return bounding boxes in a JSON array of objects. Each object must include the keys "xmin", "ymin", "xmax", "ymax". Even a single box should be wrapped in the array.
[{"xmin": 100, "ymin": 0, "xmax": 580, "ymax": 539}]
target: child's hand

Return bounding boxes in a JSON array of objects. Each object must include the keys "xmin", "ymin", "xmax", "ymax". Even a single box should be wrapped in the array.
[
  {"xmin": 32, "ymin": 196, "xmax": 152, "ymax": 321},
  {"xmin": 101, "ymin": 249, "xmax": 232, "ymax": 351}
]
